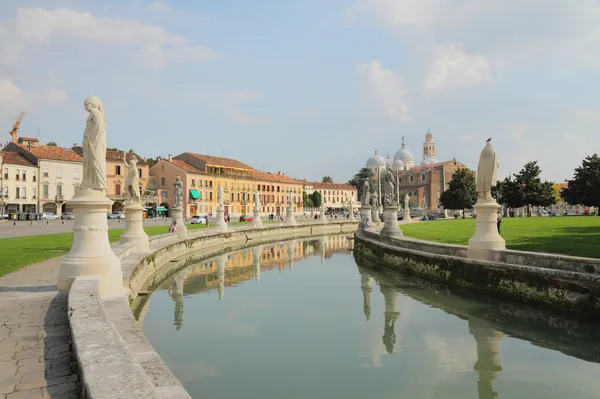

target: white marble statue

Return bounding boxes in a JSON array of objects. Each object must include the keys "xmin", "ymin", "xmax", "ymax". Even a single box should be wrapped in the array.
[
  {"xmin": 173, "ymin": 175, "xmax": 183, "ymax": 208},
  {"xmin": 254, "ymin": 190, "xmax": 260, "ymax": 210},
  {"xmin": 382, "ymin": 170, "xmax": 396, "ymax": 206},
  {"xmin": 476, "ymin": 139, "xmax": 499, "ymax": 201},
  {"xmin": 421, "ymin": 195, "xmax": 427, "ymax": 211},
  {"xmin": 80, "ymin": 96, "xmax": 107, "ymax": 191},
  {"xmin": 217, "ymin": 182, "xmax": 225, "ymax": 208},
  {"xmin": 361, "ymin": 179, "xmax": 370, "ymax": 206},
  {"xmin": 123, "ymin": 151, "xmax": 141, "ymax": 205},
  {"xmin": 404, "ymin": 193, "xmax": 410, "ymax": 209}
]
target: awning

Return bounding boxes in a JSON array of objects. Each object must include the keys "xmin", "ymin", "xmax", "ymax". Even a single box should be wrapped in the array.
[
  {"xmin": 190, "ymin": 189, "xmax": 200, "ymax": 199},
  {"xmin": 156, "ymin": 207, "xmax": 167, "ymax": 212}
]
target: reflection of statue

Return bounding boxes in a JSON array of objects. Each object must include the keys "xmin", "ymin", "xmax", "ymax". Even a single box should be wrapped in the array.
[
  {"xmin": 383, "ymin": 170, "xmax": 396, "ymax": 206},
  {"xmin": 361, "ymin": 179, "xmax": 370, "ymax": 206},
  {"xmin": 173, "ymin": 175, "xmax": 183, "ymax": 208},
  {"xmin": 404, "ymin": 193, "xmax": 410, "ymax": 209},
  {"xmin": 123, "ymin": 152, "xmax": 141, "ymax": 205},
  {"xmin": 217, "ymin": 183, "xmax": 225, "ymax": 208},
  {"xmin": 254, "ymin": 190, "xmax": 260, "ymax": 210},
  {"xmin": 476, "ymin": 140, "xmax": 499, "ymax": 201},
  {"xmin": 81, "ymin": 96, "xmax": 107, "ymax": 191}
]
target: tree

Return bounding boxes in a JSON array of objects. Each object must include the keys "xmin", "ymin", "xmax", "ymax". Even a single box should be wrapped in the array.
[
  {"xmin": 496, "ymin": 175, "xmax": 525, "ymax": 210},
  {"xmin": 303, "ymin": 192, "xmax": 314, "ymax": 208},
  {"xmin": 322, "ymin": 176, "xmax": 333, "ymax": 183},
  {"xmin": 561, "ymin": 154, "xmax": 600, "ymax": 213},
  {"xmin": 311, "ymin": 191, "xmax": 322, "ymax": 208},
  {"xmin": 107, "ymin": 147, "xmax": 120, "ymax": 151},
  {"xmin": 145, "ymin": 157, "xmax": 159, "ymax": 168},
  {"xmin": 439, "ymin": 168, "xmax": 477, "ymax": 218},
  {"xmin": 348, "ymin": 167, "xmax": 374, "ymax": 201},
  {"xmin": 514, "ymin": 161, "xmax": 555, "ymax": 216},
  {"xmin": 46, "ymin": 142, "xmax": 57, "ymax": 146}
]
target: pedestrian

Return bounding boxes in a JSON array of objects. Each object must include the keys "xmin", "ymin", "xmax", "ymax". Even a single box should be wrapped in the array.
[
  {"xmin": 497, "ymin": 213, "xmax": 502, "ymax": 233},
  {"xmin": 169, "ymin": 221, "xmax": 178, "ymax": 233},
  {"xmin": 204, "ymin": 214, "xmax": 209, "ymax": 227},
  {"xmin": 226, "ymin": 214, "xmax": 231, "ymax": 225}
]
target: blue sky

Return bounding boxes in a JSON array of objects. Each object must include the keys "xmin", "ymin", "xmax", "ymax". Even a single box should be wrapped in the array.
[{"xmin": 1, "ymin": 0, "xmax": 599, "ymax": 182}]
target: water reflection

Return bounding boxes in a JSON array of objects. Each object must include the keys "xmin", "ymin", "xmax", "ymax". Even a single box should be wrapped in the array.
[{"xmin": 469, "ymin": 318, "xmax": 503, "ymax": 399}]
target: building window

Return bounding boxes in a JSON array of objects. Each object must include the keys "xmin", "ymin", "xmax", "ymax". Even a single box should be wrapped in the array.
[
  {"xmin": 210, "ymin": 192, "xmax": 213, "ymax": 200},
  {"xmin": 15, "ymin": 169, "xmax": 20, "ymax": 180},
  {"xmin": 22, "ymin": 171, "xmax": 26, "ymax": 181},
  {"xmin": 43, "ymin": 167, "xmax": 49, "ymax": 177},
  {"xmin": 57, "ymin": 168, "xmax": 62, "ymax": 178},
  {"xmin": 15, "ymin": 187, "xmax": 20, "ymax": 198},
  {"xmin": 43, "ymin": 184, "xmax": 49, "ymax": 197},
  {"xmin": 138, "ymin": 168, "xmax": 142, "ymax": 178},
  {"xmin": 224, "ymin": 182, "xmax": 228, "ymax": 189},
  {"xmin": 161, "ymin": 165, "xmax": 165, "ymax": 172},
  {"xmin": 74, "ymin": 168, "xmax": 79, "ymax": 179},
  {"xmin": 2, "ymin": 187, "xmax": 7, "ymax": 197},
  {"xmin": 149, "ymin": 178, "xmax": 155, "ymax": 188},
  {"xmin": 116, "ymin": 184, "xmax": 121, "ymax": 196},
  {"xmin": 3, "ymin": 168, "xmax": 8, "ymax": 180},
  {"xmin": 22, "ymin": 187, "xmax": 26, "ymax": 198},
  {"xmin": 161, "ymin": 177, "xmax": 165, "ymax": 186},
  {"xmin": 33, "ymin": 188, "xmax": 37, "ymax": 199},
  {"xmin": 409, "ymin": 175, "xmax": 414, "ymax": 183},
  {"xmin": 57, "ymin": 185, "xmax": 63, "ymax": 196},
  {"xmin": 161, "ymin": 191, "xmax": 168, "ymax": 199},
  {"xmin": 115, "ymin": 165, "xmax": 121, "ymax": 176},
  {"xmin": 231, "ymin": 193, "xmax": 234, "ymax": 201},
  {"xmin": 421, "ymin": 173, "xmax": 426, "ymax": 183}
]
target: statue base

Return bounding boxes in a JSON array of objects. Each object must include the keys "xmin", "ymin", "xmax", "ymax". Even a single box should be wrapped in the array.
[
  {"xmin": 348, "ymin": 209, "xmax": 356, "ymax": 222},
  {"xmin": 120, "ymin": 204, "xmax": 149, "ymax": 253},
  {"xmin": 214, "ymin": 207, "xmax": 228, "ymax": 232},
  {"xmin": 170, "ymin": 206, "xmax": 188, "ymax": 239},
  {"xmin": 443, "ymin": 209, "xmax": 449, "ymax": 219},
  {"xmin": 319, "ymin": 206, "xmax": 328, "ymax": 223},
  {"xmin": 403, "ymin": 208, "xmax": 412, "ymax": 223},
  {"xmin": 360, "ymin": 206, "xmax": 372, "ymax": 228},
  {"xmin": 380, "ymin": 206, "xmax": 403, "ymax": 239},
  {"xmin": 285, "ymin": 204, "xmax": 297, "ymax": 226},
  {"xmin": 468, "ymin": 200, "xmax": 506, "ymax": 261},
  {"xmin": 58, "ymin": 189, "xmax": 123, "ymax": 296},
  {"xmin": 372, "ymin": 207, "xmax": 381, "ymax": 224},
  {"xmin": 252, "ymin": 209, "xmax": 263, "ymax": 228}
]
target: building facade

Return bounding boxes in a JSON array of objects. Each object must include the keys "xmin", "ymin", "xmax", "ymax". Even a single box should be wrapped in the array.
[
  {"xmin": 311, "ymin": 182, "xmax": 358, "ymax": 210},
  {"xmin": 0, "ymin": 152, "xmax": 39, "ymax": 218},
  {"xmin": 105, "ymin": 151, "xmax": 150, "ymax": 212}
]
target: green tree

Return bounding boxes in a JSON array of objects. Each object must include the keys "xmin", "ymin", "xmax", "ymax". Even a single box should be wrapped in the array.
[
  {"xmin": 311, "ymin": 191, "xmax": 322, "ymax": 208},
  {"xmin": 561, "ymin": 154, "xmax": 600, "ymax": 213},
  {"xmin": 515, "ymin": 161, "xmax": 555, "ymax": 216},
  {"xmin": 107, "ymin": 147, "xmax": 120, "ymax": 151},
  {"xmin": 349, "ymin": 167, "xmax": 374, "ymax": 201},
  {"xmin": 145, "ymin": 157, "xmax": 159, "ymax": 168},
  {"xmin": 439, "ymin": 168, "xmax": 477, "ymax": 218},
  {"xmin": 322, "ymin": 176, "xmax": 333, "ymax": 183},
  {"xmin": 46, "ymin": 141, "xmax": 57, "ymax": 146},
  {"xmin": 496, "ymin": 175, "xmax": 525, "ymax": 210},
  {"xmin": 303, "ymin": 191, "xmax": 314, "ymax": 208}
]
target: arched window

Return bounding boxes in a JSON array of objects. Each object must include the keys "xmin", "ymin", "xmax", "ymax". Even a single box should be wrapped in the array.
[
  {"xmin": 421, "ymin": 173, "xmax": 426, "ymax": 183},
  {"xmin": 409, "ymin": 175, "xmax": 414, "ymax": 183}
]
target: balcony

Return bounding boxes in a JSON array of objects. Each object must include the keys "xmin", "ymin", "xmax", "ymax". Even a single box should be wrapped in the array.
[
  {"xmin": 42, "ymin": 194, "xmax": 49, "ymax": 200},
  {"xmin": 55, "ymin": 195, "xmax": 65, "ymax": 203}
]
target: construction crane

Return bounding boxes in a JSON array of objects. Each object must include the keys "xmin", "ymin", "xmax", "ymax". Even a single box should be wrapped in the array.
[{"xmin": 9, "ymin": 111, "xmax": 24, "ymax": 143}]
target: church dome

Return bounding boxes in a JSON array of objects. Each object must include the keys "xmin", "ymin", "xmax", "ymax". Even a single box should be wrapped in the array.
[
  {"xmin": 421, "ymin": 157, "xmax": 438, "ymax": 165},
  {"xmin": 366, "ymin": 150, "xmax": 386, "ymax": 169},
  {"xmin": 385, "ymin": 153, "xmax": 393, "ymax": 169},
  {"xmin": 393, "ymin": 136, "xmax": 413, "ymax": 163},
  {"xmin": 392, "ymin": 158, "xmax": 404, "ymax": 171}
]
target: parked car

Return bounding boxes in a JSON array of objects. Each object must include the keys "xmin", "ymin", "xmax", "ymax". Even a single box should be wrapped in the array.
[
  {"xmin": 190, "ymin": 215, "xmax": 206, "ymax": 225},
  {"xmin": 61, "ymin": 212, "xmax": 74, "ymax": 220},
  {"xmin": 41, "ymin": 212, "xmax": 59, "ymax": 221},
  {"xmin": 107, "ymin": 212, "xmax": 125, "ymax": 219}
]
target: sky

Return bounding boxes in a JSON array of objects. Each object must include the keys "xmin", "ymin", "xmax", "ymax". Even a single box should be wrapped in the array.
[{"xmin": 0, "ymin": 0, "xmax": 599, "ymax": 183}]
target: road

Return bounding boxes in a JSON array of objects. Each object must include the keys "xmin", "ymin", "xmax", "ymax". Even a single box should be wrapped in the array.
[{"xmin": 0, "ymin": 218, "xmax": 173, "ymax": 239}]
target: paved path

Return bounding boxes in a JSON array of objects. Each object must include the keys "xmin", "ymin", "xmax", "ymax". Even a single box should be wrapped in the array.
[{"xmin": 0, "ymin": 257, "xmax": 79, "ymax": 398}]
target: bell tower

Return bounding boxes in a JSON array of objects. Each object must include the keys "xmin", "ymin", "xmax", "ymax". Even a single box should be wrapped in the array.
[{"xmin": 423, "ymin": 129, "xmax": 436, "ymax": 159}]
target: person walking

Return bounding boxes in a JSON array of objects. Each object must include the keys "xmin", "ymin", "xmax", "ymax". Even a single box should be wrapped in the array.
[{"xmin": 497, "ymin": 213, "xmax": 502, "ymax": 234}]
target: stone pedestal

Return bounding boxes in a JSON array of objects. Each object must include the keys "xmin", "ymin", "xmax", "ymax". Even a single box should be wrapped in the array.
[
  {"xmin": 170, "ymin": 206, "xmax": 188, "ymax": 239},
  {"xmin": 58, "ymin": 189, "xmax": 123, "ymax": 296},
  {"xmin": 120, "ymin": 204, "xmax": 149, "ymax": 253},
  {"xmin": 371, "ymin": 207, "xmax": 381, "ymax": 224},
  {"xmin": 443, "ymin": 209, "xmax": 449, "ymax": 219},
  {"xmin": 214, "ymin": 207, "xmax": 227, "ymax": 232},
  {"xmin": 348, "ymin": 207, "xmax": 356, "ymax": 222},
  {"xmin": 468, "ymin": 200, "xmax": 506, "ymax": 261},
  {"xmin": 319, "ymin": 205, "xmax": 328, "ymax": 223},
  {"xmin": 360, "ymin": 206, "xmax": 372, "ymax": 228},
  {"xmin": 252, "ymin": 208, "xmax": 263, "ymax": 228},
  {"xmin": 403, "ymin": 208, "xmax": 412, "ymax": 223},
  {"xmin": 285, "ymin": 204, "xmax": 297, "ymax": 226},
  {"xmin": 380, "ymin": 206, "xmax": 403, "ymax": 239}
]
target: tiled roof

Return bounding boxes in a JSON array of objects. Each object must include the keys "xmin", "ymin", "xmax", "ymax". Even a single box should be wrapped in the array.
[
  {"xmin": 405, "ymin": 160, "xmax": 468, "ymax": 171},
  {"xmin": 106, "ymin": 150, "xmax": 147, "ymax": 165},
  {"xmin": 185, "ymin": 153, "xmax": 254, "ymax": 170},
  {"xmin": 171, "ymin": 160, "xmax": 207, "ymax": 174},
  {"xmin": 253, "ymin": 170, "xmax": 303, "ymax": 185},
  {"xmin": 0, "ymin": 152, "xmax": 36, "ymax": 167},
  {"xmin": 554, "ymin": 182, "xmax": 568, "ymax": 189},
  {"xmin": 18, "ymin": 137, "xmax": 39, "ymax": 142},
  {"xmin": 312, "ymin": 182, "xmax": 356, "ymax": 190},
  {"xmin": 21, "ymin": 144, "xmax": 82, "ymax": 163}
]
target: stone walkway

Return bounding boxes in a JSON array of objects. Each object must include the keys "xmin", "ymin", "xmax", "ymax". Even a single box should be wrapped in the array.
[{"xmin": 0, "ymin": 257, "xmax": 79, "ymax": 398}]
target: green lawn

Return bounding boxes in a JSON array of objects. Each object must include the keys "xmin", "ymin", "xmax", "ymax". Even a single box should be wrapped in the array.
[
  {"xmin": 0, "ymin": 222, "xmax": 255, "ymax": 277},
  {"xmin": 401, "ymin": 216, "xmax": 600, "ymax": 258}
]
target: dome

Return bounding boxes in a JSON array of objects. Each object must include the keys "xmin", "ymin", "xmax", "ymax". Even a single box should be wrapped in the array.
[
  {"xmin": 385, "ymin": 153, "xmax": 393, "ymax": 169},
  {"xmin": 392, "ymin": 159, "xmax": 404, "ymax": 171},
  {"xmin": 425, "ymin": 128, "xmax": 433, "ymax": 138},
  {"xmin": 421, "ymin": 157, "xmax": 438, "ymax": 165},
  {"xmin": 393, "ymin": 136, "xmax": 413, "ymax": 163},
  {"xmin": 366, "ymin": 150, "xmax": 386, "ymax": 169}
]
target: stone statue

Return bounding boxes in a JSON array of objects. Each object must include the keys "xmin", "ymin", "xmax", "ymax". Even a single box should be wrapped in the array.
[
  {"xmin": 173, "ymin": 175, "xmax": 183, "ymax": 208},
  {"xmin": 123, "ymin": 151, "xmax": 141, "ymax": 205},
  {"xmin": 217, "ymin": 182, "xmax": 225, "ymax": 208},
  {"xmin": 361, "ymin": 179, "xmax": 370, "ymax": 206},
  {"xmin": 80, "ymin": 96, "xmax": 107, "ymax": 191},
  {"xmin": 382, "ymin": 170, "xmax": 396, "ymax": 206},
  {"xmin": 421, "ymin": 195, "xmax": 427, "ymax": 211},
  {"xmin": 476, "ymin": 140, "xmax": 499, "ymax": 201},
  {"xmin": 404, "ymin": 193, "xmax": 410, "ymax": 209},
  {"xmin": 254, "ymin": 190, "xmax": 260, "ymax": 210}
]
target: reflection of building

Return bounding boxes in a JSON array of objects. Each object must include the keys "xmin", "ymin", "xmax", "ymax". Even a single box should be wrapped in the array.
[
  {"xmin": 380, "ymin": 283, "xmax": 399, "ymax": 354},
  {"xmin": 468, "ymin": 317, "xmax": 504, "ymax": 399}
]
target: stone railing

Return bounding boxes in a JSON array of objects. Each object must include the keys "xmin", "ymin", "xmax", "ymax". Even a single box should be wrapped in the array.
[{"xmin": 68, "ymin": 220, "xmax": 359, "ymax": 398}]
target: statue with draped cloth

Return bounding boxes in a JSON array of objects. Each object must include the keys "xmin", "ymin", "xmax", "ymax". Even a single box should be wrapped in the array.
[{"xmin": 80, "ymin": 96, "xmax": 107, "ymax": 191}]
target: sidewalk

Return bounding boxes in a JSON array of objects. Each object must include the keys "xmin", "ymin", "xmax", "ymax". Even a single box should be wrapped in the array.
[{"xmin": 0, "ymin": 257, "xmax": 79, "ymax": 398}]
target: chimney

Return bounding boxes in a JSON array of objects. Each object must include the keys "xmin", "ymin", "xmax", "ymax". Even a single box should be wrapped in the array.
[
  {"xmin": 28, "ymin": 142, "xmax": 31, "ymax": 150},
  {"xmin": 168, "ymin": 154, "xmax": 172, "ymax": 162}
]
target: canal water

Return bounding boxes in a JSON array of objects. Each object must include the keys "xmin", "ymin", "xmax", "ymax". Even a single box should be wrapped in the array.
[{"xmin": 139, "ymin": 235, "xmax": 600, "ymax": 399}]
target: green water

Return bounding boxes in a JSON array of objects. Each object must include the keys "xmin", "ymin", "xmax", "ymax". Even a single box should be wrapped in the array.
[{"xmin": 140, "ymin": 235, "xmax": 600, "ymax": 399}]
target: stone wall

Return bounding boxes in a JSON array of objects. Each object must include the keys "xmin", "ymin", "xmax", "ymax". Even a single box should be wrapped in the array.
[
  {"xmin": 354, "ymin": 230, "xmax": 600, "ymax": 315},
  {"xmin": 68, "ymin": 221, "xmax": 359, "ymax": 398}
]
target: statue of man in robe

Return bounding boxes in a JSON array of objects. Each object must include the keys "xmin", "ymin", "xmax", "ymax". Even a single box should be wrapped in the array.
[
  {"xmin": 80, "ymin": 96, "xmax": 107, "ymax": 191},
  {"xmin": 404, "ymin": 193, "xmax": 410, "ymax": 210},
  {"xmin": 476, "ymin": 140, "xmax": 499, "ymax": 201},
  {"xmin": 123, "ymin": 151, "xmax": 141, "ymax": 205},
  {"xmin": 254, "ymin": 190, "xmax": 260, "ymax": 210},
  {"xmin": 361, "ymin": 179, "xmax": 370, "ymax": 206},
  {"xmin": 173, "ymin": 175, "xmax": 183, "ymax": 208},
  {"xmin": 382, "ymin": 170, "xmax": 396, "ymax": 206},
  {"xmin": 217, "ymin": 182, "xmax": 225, "ymax": 208}
]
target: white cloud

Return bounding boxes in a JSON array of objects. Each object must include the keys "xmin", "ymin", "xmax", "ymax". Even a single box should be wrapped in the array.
[
  {"xmin": 419, "ymin": 42, "xmax": 491, "ymax": 92},
  {"xmin": 0, "ymin": 79, "xmax": 67, "ymax": 109},
  {"xmin": 357, "ymin": 60, "xmax": 411, "ymax": 122},
  {"xmin": 223, "ymin": 90, "xmax": 269, "ymax": 125},
  {"xmin": 0, "ymin": 8, "xmax": 218, "ymax": 69}
]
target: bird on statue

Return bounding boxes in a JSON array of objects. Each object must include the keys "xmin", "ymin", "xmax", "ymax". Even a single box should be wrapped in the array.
[{"xmin": 486, "ymin": 137, "xmax": 492, "ymax": 142}]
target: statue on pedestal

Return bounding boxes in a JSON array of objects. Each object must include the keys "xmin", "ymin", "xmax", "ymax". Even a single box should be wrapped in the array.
[
  {"xmin": 421, "ymin": 195, "xmax": 427, "ymax": 211},
  {"xmin": 173, "ymin": 175, "xmax": 183, "ymax": 208},
  {"xmin": 254, "ymin": 190, "xmax": 261, "ymax": 210},
  {"xmin": 476, "ymin": 139, "xmax": 499, "ymax": 201},
  {"xmin": 81, "ymin": 96, "xmax": 107, "ymax": 191},
  {"xmin": 404, "ymin": 193, "xmax": 410, "ymax": 210},
  {"xmin": 382, "ymin": 170, "xmax": 396, "ymax": 206},
  {"xmin": 123, "ymin": 151, "xmax": 141, "ymax": 205},
  {"xmin": 217, "ymin": 183, "xmax": 225, "ymax": 208},
  {"xmin": 361, "ymin": 179, "xmax": 370, "ymax": 206}
]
